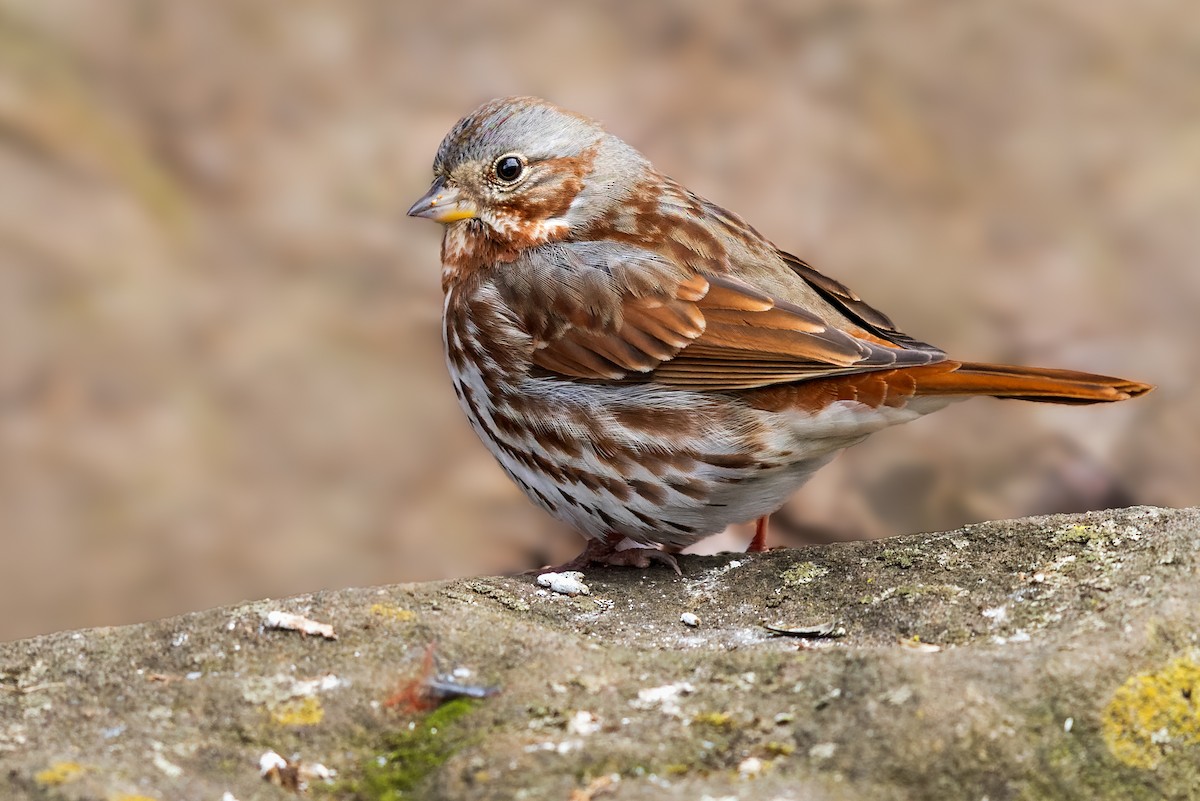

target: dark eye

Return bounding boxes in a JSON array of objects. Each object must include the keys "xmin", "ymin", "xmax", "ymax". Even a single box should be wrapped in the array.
[{"xmin": 494, "ymin": 155, "xmax": 524, "ymax": 183}]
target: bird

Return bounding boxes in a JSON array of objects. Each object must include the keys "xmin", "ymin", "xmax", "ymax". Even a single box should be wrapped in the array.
[{"xmin": 407, "ymin": 96, "xmax": 1152, "ymax": 573}]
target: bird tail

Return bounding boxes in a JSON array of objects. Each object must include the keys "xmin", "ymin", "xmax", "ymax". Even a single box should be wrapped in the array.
[{"xmin": 914, "ymin": 361, "xmax": 1153, "ymax": 405}]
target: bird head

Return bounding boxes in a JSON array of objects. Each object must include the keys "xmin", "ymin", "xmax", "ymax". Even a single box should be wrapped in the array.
[{"xmin": 407, "ymin": 96, "xmax": 646, "ymax": 250}]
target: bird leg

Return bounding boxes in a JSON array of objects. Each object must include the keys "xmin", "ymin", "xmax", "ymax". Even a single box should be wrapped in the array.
[{"xmin": 746, "ymin": 515, "xmax": 770, "ymax": 552}]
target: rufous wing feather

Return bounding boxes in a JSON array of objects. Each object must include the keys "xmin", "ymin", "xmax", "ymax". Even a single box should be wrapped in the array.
[
  {"xmin": 529, "ymin": 269, "xmax": 946, "ymax": 389},
  {"xmin": 912, "ymin": 362, "xmax": 1153, "ymax": 404}
]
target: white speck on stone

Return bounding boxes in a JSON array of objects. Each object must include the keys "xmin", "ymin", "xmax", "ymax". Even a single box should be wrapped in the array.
[
  {"xmin": 884, "ymin": 685, "xmax": 913, "ymax": 705},
  {"xmin": 727, "ymin": 560, "xmax": 743, "ymax": 569},
  {"xmin": 680, "ymin": 612, "xmax": 700, "ymax": 627},
  {"xmin": 171, "ymin": 632, "xmax": 189, "ymax": 648},
  {"xmin": 1032, "ymin": 572, "xmax": 1046, "ymax": 583},
  {"xmin": 537, "ymin": 571, "xmax": 590, "ymax": 597},
  {"xmin": 1151, "ymin": 726, "xmax": 1171, "ymax": 744},
  {"xmin": 738, "ymin": 756, "xmax": 764, "ymax": 777},
  {"xmin": 222, "ymin": 793, "xmax": 241, "ymax": 801},
  {"xmin": 265, "ymin": 611, "xmax": 337, "ymax": 640},
  {"xmin": 1009, "ymin": 630, "xmax": 1031, "ymax": 644},
  {"xmin": 275, "ymin": 673, "xmax": 344, "ymax": 697},
  {"xmin": 567, "ymin": 710, "xmax": 601, "ymax": 736},
  {"xmin": 152, "ymin": 749, "xmax": 184, "ymax": 778},
  {"xmin": 299, "ymin": 761, "xmax": 337, "ymax": 782},
  {"xmin": 982, "ymin": 606, "xmax": 1008, "ymax": 625},
  {"xmin": 185, "ymin": 671, "xmax": 202, "ymax": 681},
  {"xmin": 631, "ymin": 682, "xmax": 695, "ymax": 717},
  {"xmin": 1064, "ymin": 717, "xmax": 1074, "ymax": 733},
  {"xmin": 259, "ymin": 751, "xmax": 288, "ymax": 775},
  {"xmin": 523, "ymin": 740, "xmax": 581, "ymax": 754},
  {"xmin": 809, "ymin": 742, "xmax": 837, "ymax": 760},
  {"xmin": 453, "ymin": 667, "xmax": 472, "ymax": 679}
]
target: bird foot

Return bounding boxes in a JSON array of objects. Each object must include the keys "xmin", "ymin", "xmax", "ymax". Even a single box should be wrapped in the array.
[
  {"xmin": 597, "ymin": 547, "xmax": 682, "ymax": 575},
  {"xmin": 528, "ymin": 535, "xmax": 682, "ymax": 576}
]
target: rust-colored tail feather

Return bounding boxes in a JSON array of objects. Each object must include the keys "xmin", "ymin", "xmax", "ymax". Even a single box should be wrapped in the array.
[{"xmin": 914, "ymin": 361, "xmax": 1153, "ymax": 405}]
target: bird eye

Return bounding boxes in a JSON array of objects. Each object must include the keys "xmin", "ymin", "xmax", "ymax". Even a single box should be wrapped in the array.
[{"xmin": 493, "ymin": 155, "xmax": 525, "ymax": 183}]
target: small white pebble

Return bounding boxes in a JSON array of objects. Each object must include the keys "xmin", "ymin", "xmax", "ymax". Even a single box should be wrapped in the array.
[
  {"xmin": 567, "ymin": 710, "xmax": 602, "ymax": 736},
  {"xmin": 809, "ymin": 742, "xmax": 837, "ymax": 760},
  {"xmin": 259, "ymin": 751, "xmax": 288, "ymax": 776},
  {"xmin": 265, "ymin": 611, "xmax": 337, "ymax": 640},
  {"xmin": 737, "ymin": 756, "xmax": 764, "ymax": 777},
  {"xmin": 537, "ymin": 571, "xmax": 590, "ymax": 596},
  {"xmin": 680, "ymin": 612, "xmax": 700, "ymax": 627},
  {"xmin": 1064, "ymin": 717, "xmax": 1074, "ymax": 733},
  {"xmin": 299, "ymin": 761, "xmax": 337, "ymax": 782},
  {"xmin": 981, "ymin": 606, "xmax": 1008, "ymax": 624}
]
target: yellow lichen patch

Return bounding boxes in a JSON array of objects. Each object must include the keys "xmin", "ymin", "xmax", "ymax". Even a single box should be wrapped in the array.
[
  {"xmin": 34, "ymin": 761, "xmax": 86, "ymax": 786},
  {"xmin": 780, "ymin": 562, "xmax": 829, "ymax": 586},
  {"xmin": 370, "ymin": 603, "xmax": 416, "ymax": 623},
  {"xmin": 1052, "ymin": 524, "xmax": 1100, "ymax": 547},
  {"xmin": 1102, "ymin": 655, "xmax": 1200, "ymax": 769},
  {"xmin": 692, "ymin": 711, "xmax": 734, "ymax": 728},
  {"xmin": 270, "ymin": 696, "xmax": 325, "ymax": 727}
]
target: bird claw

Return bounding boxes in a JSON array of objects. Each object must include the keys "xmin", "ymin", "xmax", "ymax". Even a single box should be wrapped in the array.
[
  {"xmin": 528, "ymin": 536, "xmax": 683, "ymax": 576},
  {"xmin": 599, "ymin": 547, "xmax": 682, "ymax": 575}
]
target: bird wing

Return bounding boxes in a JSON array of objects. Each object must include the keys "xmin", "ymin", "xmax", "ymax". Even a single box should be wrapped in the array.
[
  {"xmin": 777, "ymin": 249, "xmax": 941, "ymax": 353},
  {"xmin": 501, "ymin": 243, "xmax": 944, "ymax": 390}
]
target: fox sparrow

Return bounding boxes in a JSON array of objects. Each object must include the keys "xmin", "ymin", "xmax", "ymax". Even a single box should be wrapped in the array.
[{"xmin": 407, "ymin": 96, "xmax": 1151, "ymax": 573}]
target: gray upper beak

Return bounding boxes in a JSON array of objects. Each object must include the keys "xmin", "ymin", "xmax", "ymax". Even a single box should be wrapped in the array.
[{"xmin": 406, "ymin": 177, "xmax": 478, "ymax": 224}]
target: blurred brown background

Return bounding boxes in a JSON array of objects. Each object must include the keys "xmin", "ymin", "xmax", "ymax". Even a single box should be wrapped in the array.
[{"xmin": 0, "ymin": 1, "xmax": 1196, "ymax": 642}]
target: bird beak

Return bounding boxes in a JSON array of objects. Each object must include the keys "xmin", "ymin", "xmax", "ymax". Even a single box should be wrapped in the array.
[{"xmin": 406, "ymin": 178, "xmax": 477, "ymax": 224}]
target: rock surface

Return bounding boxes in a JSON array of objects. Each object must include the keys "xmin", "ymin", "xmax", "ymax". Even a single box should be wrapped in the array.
[{"xmin": 3, "ymin": 506, "xmax": 1199, "ymax": 800}]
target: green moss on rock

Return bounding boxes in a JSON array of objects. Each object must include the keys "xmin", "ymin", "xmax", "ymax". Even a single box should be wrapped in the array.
[{"xmin": 337, "ymin": 699, "xmax": 477, "ymax": 800}]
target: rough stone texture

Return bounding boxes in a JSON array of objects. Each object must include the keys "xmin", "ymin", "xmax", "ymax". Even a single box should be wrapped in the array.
[{"xmin": 3, "ymin": 506, "xmax": 1199, "ymax": 800}]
